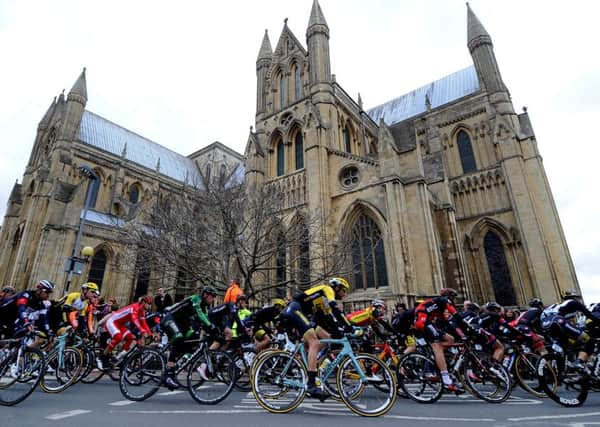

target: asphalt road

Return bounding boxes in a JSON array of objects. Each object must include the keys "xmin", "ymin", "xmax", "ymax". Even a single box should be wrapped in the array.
[{"xmin": 4, "ymin": 378, "xmax": 600, "ymax": 427}]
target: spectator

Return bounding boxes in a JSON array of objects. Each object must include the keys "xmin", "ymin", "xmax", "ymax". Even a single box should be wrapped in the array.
[
  {"xmin": 154, "ymin": 287, "xmax": 173, "ymax": 313},
  {"xmin": 224, "ymin": 278, "xmax": 243, "ymax": 304}
]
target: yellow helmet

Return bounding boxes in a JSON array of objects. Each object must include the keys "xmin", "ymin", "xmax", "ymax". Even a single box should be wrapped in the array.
[
  {"xmin": 329, "ymin": 277, "xmax": 350, "ymax": 291},
  {"xmin": 82, "ymin": 282, "xmax": 99, "ymax": 293},
  {"xmin": 272, "ymin": 298, "xmax": 286, "ymax": 308}
]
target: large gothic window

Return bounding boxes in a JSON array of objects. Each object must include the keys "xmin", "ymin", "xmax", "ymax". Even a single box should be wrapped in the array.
[
  {"xmin": 351, "ymin": 213, "xmax": 388, "ymax": 289},
  {"xmin": 484, "ymin": 231, "xmax": 516, "ymax": 306},
  {"xmin": 276, "ymin": 140, "xmax": 285, "ymax": 176},
  {"xmin": 457, "ymin": 130, "xmax": 477, "ymax": 174},
  {"xmin": 87, "ymin": 249, "xmax": 107, "ymax": 289},
  {"xmin": 343, "ymin": 125, "xmax": 352, "ymax": 153},
  {"xmin": 87, "ymin": 179, "xmax": 99, "ymax": 209},
  {"xmin": 133, "ymin": 251, "xmax": 151, "ymax": 301},
  {"xmin": 294, "ymin": 65, "xmax": 302, "ymax": 101},
  {"xmin": 294, "ymin": 132, "xmax": 304, "ymax": 170}
]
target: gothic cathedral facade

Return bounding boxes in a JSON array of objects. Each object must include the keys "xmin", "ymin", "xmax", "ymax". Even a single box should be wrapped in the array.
[{"xmin": 0, "ymin": 1, "xmax": 579, "ymax": 307}]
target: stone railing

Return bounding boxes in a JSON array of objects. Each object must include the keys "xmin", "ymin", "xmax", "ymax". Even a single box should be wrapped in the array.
[{"xmin": 266, "ymin": 169, "xmax": 307, "ymax": 209}]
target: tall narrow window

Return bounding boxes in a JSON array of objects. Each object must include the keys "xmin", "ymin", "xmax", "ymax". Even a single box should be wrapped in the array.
[
  {"xmin": 87, "ymin": 179, "xmax": 99, "ymax": 209},
  {"xmin": 87, "ymin": 249, "xmax": 107, "ymax": 289},
  {"xmin": 344, "ymin": 125, "xmax": 352, "ymax": 153},
  {"xmin": 299, "ymin": 226, "xmax": 310, "ymax": 288},
  {"xmin": 276, "ymin": 234, "xmax": 287, "ymax": 298},
  {"xmin": 129, "ymin": 184, "xmax": 140, "ymax": 204},
  {"xmin": 484, "ymin": 231, "xmax": 516, "ymax": 306},
  {"xmin": 277, "ymin": 140, "xmax": 285, "ymax": 176},
  {"xmin": 133, "ymin": 251, "xmax": 151, "ymax": 301},
  {"xmin": 279, "ymin": 75, "xmax": 287, "ymax": 109},
  {"xmin": 294, "ymin": 65, "xmax": 302, "ymax": 101},
  {"xmin": 294, "ymin": 132, "xmax": 304, "ymax": 170},
  {"xmin": 205, "ymin": 164, "xmax": 211, "ymax": 183},
  {"xmin": 457, "ymin": 130, "xmax": 477, "ymax": 173},
  {"xmin": 351, "ymin": 213, "xmax": 388, "ymax": 289}
]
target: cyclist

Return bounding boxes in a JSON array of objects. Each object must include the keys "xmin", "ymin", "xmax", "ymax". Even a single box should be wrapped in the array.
[
  {"xmin": 231, "ymin": 294, "xmax": 252, "ymax": 339},
  {"xmin": 100, "ymin": 295, "xmax": 153, "ymax": 368},
  {"xmin": 247, "ymin": 298, "xmax": 287, "ymax": 351},
  {"xmin": 540, "ymin": 291, "xmax": 600, "ymax": 372},
  {"xmin": 60, "ymin": 282, "xmax": 100, "ymax": 337},
  {"xmin": 475, "ymin": 301, "xmax": 513, "ymax": 363},
  {"xmin": 347, "ymin": 299, "xmax": 396, "ymax": 352},
  {"xmin": 0, "ymin": 279, "xmax": 54, "ymax": 339},
  {"xmin": 391, "ymin": 302, "xmax": 418, "ymax": 355},
  {"xmin": 512, "ymin": 297, "xmax": 547, "ymax": 355},
  {"xmin": 280, "ymin": 277, "xmax": 353, "ymax": 400},
  {"xmin": 160, "ymin": 286, "xmax": 218, "ymax": 389},
  {"xmin": 414, "ymin": 288, "xmax": 465, "ymax": 393},
  {"xmin": 207, "ymin": 295, "xmax": 244, "ymax": 351}
]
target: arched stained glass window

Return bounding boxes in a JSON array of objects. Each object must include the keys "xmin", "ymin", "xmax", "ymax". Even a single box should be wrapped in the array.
[
  {"xmin": 295, "ymin": 132, "xmax": 304, "ymax": 170},
  {"xmin": 351, "ymin": 213, "xmax": 388, "ymax": 289},
  {"xmin": 88, "ymin": 249, "xmax": 107, "ymax": 289},
  {"xmin": 129, "ymin": 185, "xmax": 140, "ymax": 204},
  {"xmin": 484, "ymin": 231, "xmax": 516, "ymax": 306},
  {"xmin": 87, "ymin": 179, "xmax": 99, "ymax": 209},
  {"xmin": 457, "ymin": 130, "xmax": 477, "ymax": 174},
  {"xmin": 294, "ymin": 65, "xmax": 302, "ymax": 101},
  {"xmin": 276, "ymin": 140, "xmax": 285, "ymax": 176},
  {"xmin": 344, "ymin": 125, "xmax": 352, "ymax": 153}
]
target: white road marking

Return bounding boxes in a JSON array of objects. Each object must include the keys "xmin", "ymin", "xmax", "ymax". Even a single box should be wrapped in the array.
[
  {"xmin": 112, "ymin": 410, "xmax": 265, "ymax": 414},
  {"xmin": 509, "ymin": 412, "xmax": 600, "ymax": 422},
  {"xmin": 385, "ymin": 415, "xmax": 495, "ymax": 422},
  {"xmin": 45, "ymin": 410, "xmax": 91, "ymax": 420},
  {"xmin": 157, "ymin": 390, "xmax": 186, "ymax": 396},
  {"xmin": 109, "ymin": 400, "xmax": 136, "ymax": 406}
]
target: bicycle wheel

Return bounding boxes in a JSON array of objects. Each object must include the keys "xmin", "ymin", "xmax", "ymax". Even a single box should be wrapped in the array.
[
  {"xmin": 318, "ymin": 348, "xmax": 342, "ymax": 400},
  {"xmin": 39, "ymin": 347, "xmax": 83, "ymax": 393},
  {"xmin": 232, "ymin": 349, "xmax": 255, "ymax": 392},
  {"xmin": 337, "ymin": 354, "xmax": 397, "ymax": 417},
  {"xmin": 251, "ymin": 350, "xmax": 307, "ymax": 413},
  {"xmin": 514, "ymin": 352, "xmax": 548, "ymax": 398},
  {"xmin": 80, "ymin": 346, "xmax": 105, "ymax": 384},
  {"xmin": 396, "ymin": 353, "xmax": 442, "ymax": 403},
  {"xmin": 462, "ymin": 356, "xmax": 511, "ymax": 403},
  {"xmin": 119, "ymin": 348, "xmax": 165, "ymax": 401},
  {"xmin": 0, "ymin": 347, "xmax": 45, "ymax": 406},
  {"xmin": 537, "ymin": 353, "xmax": 588, "ymax": 407},
  {"xmin": 187, "ymin": 349, "xmax": 235, "ymax": 404}
]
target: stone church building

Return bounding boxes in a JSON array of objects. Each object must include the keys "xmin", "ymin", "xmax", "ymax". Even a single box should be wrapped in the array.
[{"xmin": 0, "ymin": 1, "xmax": 579, "ymax": 307}]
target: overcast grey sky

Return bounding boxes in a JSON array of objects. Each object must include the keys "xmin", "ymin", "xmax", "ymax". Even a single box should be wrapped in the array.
[{"xmin": 1, "ymin": 0, "xmax": 598, "ymax": 301}]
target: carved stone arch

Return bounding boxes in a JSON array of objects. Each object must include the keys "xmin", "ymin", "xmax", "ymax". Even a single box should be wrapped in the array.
[
  {"xmin": 450, "ymin": 124, "xmax": 474, "ymax": 140},
  {"xmin": 339, "ymin": 199, "xmax": 388, "ymax": 237},
  {"xmin": 465, "ymin": 217, "xmax": 513, "ymax": 251},
  {"xmin": 451, "ymin": 182, "xmax": 460, "ymax": 194}
]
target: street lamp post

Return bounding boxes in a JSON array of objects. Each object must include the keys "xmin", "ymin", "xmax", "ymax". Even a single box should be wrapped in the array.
[{"xmin": 65, "ymin": 165, "xmax": 99, "ymax": 292}]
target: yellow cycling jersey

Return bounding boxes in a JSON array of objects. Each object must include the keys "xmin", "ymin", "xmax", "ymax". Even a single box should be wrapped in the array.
[
  {"xmin": 294, "ymin": 284, "xmax": 337, "ymax": 316},
  {"xmin": 61, "ymin": 292, "xmax": 89, "ymax": 317}
]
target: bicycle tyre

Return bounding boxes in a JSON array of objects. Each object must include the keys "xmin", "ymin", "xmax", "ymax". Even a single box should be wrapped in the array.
[
  {"xmin": 0, "ymin": 347, "xmax": 45, "ymax": 406},
  {"xmin": 537, "ymin": 352, "xmax": 588, "ymax": 407},
  {"xmin": 187, "ymin": 349, "xmax": 236, "ymax": 405},
  {"xmin": 39, "ymin": 347, "xmax": 83, "ymax": 393},
  {"xmin": 251, "ymin": 350, "xmax": 306, "ymax": 413},
  {"xmin": 80, "ymin": 346, "xmax": 105, "ymax": 384},
  {"xmin": 462, "ymin": 357, "xmax": 511, "ymax": 403},
  {"xmin": 513, "ymin": 352, "xmax": 547, "ymax": 398},
  {"xmin": 119, "ymin": 348, "xmax": 165, "ymax": 401},
  {"xmin": 396, "ymin": 352, "xmax": 442, "ymax": 404},
  {"xmin": 337, "ymin": 354, "xmax": 397, "ymax": 417}
]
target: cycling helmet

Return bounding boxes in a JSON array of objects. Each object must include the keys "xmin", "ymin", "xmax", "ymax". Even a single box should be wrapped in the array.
[
  {"xmin": 528, "ymin": 297, "xmax": 544, "ymax": 308},
  {"xmin": 37, "ymin": 279, "xmax": 55, "ymax": 292},
  {"xmin": 236, "ymin": 294, "xmax": 248, "ymax": 303},
  {"xmin": 139, "ymin": 295, "xmax": 153, "ymax": 305},
  {"xmin": 562, "ymin": 290, "xmax": 581, "ymax": 300},
  {"xmin": 440, "ymin": 288, "xmax": 458, "ymax": 298},
  {"xmin": 463, "ymin": 300, "xmax": 480, "ymax": 312},
  {"xmin": 272, "ymin": 298, "xmax": 286, "ymax": 308},
  {"xmin": 202, "ymin": 286, "xmax": 217, "ymax": 297},
  {"xmin": 484, "ymin": 301, "xmax": 502, "ymax": 312},
  {"xmin": 371, "ymin": 299, "xmax": 386, "ymax": 308},
  {"xmin": 81, "ymin": 282, "xmax": 99, "ymax": 293},
  {"xmin": 329, "ymin": 277, "xmax": 350, "ymax": 291}
]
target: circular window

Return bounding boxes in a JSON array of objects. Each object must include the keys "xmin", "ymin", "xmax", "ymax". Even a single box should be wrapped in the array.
[{"xmin": 340, "ymin": 166, "xmax": 360, "ymax": 189}]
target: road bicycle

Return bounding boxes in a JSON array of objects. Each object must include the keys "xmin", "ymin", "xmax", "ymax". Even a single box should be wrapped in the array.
[{"xmin": 251, "ymin": 331, "xmax": 397, "ymax": 417}]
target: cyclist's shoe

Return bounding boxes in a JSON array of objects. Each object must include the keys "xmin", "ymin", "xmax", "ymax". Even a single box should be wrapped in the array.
[
  {"xmin": 197, "ymin": 362, "xmax": 210, "ymax": 381},
  {"xmin": 164, "ymin": 375, "xmax": 179, "ymax": 391},
  {"xmin": 467, "ymin": 369, "xmax": 482, "ymax": 383},
  {"xmin": 366, "ymin": 373, "xmax": 384, "ymax": 383},
  {"xmin": 571, "ymin": 360, "xmax": 591, "ymax": 375},
  {"xmin": 98, "ymin": 353, "xmax": 110, "ymax": 371},
  {"xmin": 443, "ymin": 382, "xmax": 465, "ymax": 395},
  {"xmin": 306, "ymin": 384, "xmax": 329, "ymax": 402},
  {"xmin": 115, "ymin": 350, "xmax": 128, "ymax": 362}
]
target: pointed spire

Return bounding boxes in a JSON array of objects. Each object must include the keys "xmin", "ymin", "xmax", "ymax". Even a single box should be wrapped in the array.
[
  {"xmin": 155, "ymin": 157, "xmax": 161, "ymax": 173},
  {"xmin": 68, "ymin": 67, "xmax": 88, "ymax": 103},
  {"xmin": 357, "ymin": 93, "xmax": 363, "ymax": 110},
  {"xmin": 257, "ymin": 29, "xmax": 273, "ymax": 61},
  {"xmin": 467, "ymin": 3, "xmax": 492, "ymax": 52},
  {"xmin": 121, "ymin": 142, "xmax": 128, "ymax": 158},
  {"xmin": 308, "ymin": 0, "xmax": 328, "ymax": 29},
  {"xmin": 38, "ymin": 97, "xmax": 57, "ymax": 129}
]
